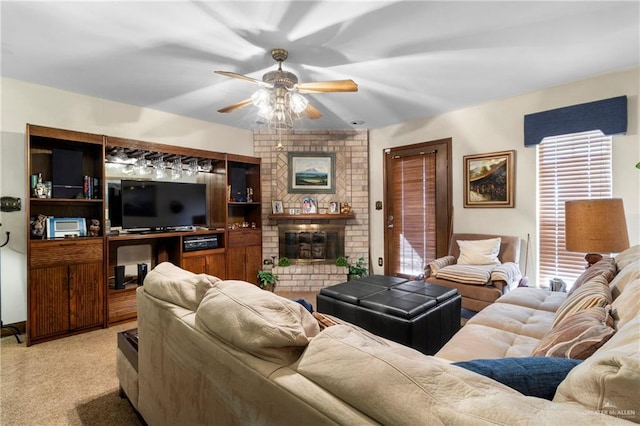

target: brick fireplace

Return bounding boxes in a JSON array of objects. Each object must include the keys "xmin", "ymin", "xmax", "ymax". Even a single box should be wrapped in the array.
[{"xmin": 254, "ymin": 129, "xmax": 369, "ymax": 292}]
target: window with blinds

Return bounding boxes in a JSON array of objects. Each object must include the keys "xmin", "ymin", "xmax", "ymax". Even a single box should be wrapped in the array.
[
  {"xmin": 537, "ymin": 130, "xmax": 612, "ymax": 288},
  {"xmin": 390, "ymin": 152, "xmax": 437, "ymax": 276}
]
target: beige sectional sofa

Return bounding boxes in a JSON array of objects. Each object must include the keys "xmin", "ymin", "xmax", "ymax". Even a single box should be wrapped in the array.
[{"xmin": 117, "ymin": 245, "xmax": 639, "ymax": 425}]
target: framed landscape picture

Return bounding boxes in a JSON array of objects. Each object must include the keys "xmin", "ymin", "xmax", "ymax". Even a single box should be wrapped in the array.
[
  {"xmin": 288, "ymin": 152, "xmax": 336, "ymax": 193},
  {"xmin": 463, "ymin": 150, "xmax": 515, "ymax": 208}
]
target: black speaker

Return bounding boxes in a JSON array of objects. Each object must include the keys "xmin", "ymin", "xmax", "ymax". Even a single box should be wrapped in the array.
[
  {"xmin": 114, "ymin": 265, "xmax": 126, "ymax": 290},
  {"xmin": 137, "ymin": 263, "xmax": 148, "ymax": 285},
  {"xmin": 52, "ymin": 149, "xmax": 84, "ymax": 198},
  {"xmin": 230, "ymin": 167, "xmax": 247, "ymax": 202}
]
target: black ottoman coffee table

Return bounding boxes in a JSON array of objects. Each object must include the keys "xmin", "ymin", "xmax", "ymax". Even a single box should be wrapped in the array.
[{"xmin": 317, "ymin": 276, "xmax": 461, "ymax": 355}]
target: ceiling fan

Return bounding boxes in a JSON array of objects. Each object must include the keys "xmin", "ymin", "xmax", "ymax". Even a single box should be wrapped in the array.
[{"xmin": 215, "ymin": 48, "xmax": 358, "ymax": 126}]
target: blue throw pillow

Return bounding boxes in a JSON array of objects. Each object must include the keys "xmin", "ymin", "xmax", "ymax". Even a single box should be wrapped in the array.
[{"xmin": 452, "ymin": 357, "xmax": 582, "ymax": 400}]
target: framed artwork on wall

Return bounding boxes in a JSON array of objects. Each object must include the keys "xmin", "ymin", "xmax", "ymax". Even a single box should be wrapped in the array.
[
  {"xmin": 463, "ymin": 150, "xmax": 515, "ymax": 208},
  {"xmin": 288, "ymin": 152, "xmax": 336, "ymax": 193}
]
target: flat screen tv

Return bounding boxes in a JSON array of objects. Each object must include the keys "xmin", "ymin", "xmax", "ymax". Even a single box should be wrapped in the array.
[{"xmin": 119, "ymin": 180, "xmax": 207, "ymax": 231}]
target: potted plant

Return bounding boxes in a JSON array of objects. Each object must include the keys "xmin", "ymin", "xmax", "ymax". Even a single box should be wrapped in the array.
[
  {"xmin": 257, "ymin": 270, "xmax": 278, "ymax": 292},
  {"xmin": 348, "ymin": 256, "xmax": 368, "ymax": 280},
  {"xmin": 277, "ymin": 257, "xmax": 291, "ymax": 267},
  {"xmin": 335, "ymin": 256, "xmax": 349, "ymax": 267}
]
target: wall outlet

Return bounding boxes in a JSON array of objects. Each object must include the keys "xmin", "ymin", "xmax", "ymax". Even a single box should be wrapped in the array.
[{"xmin": 378, "ymin": 257, "xmax": 383, "ymax": 266}]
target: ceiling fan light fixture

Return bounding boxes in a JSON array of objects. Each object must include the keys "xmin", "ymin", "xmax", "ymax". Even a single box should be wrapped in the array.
[
  {"xmin": 288, "ymin": 92, "xmax": 308, "ymax": 114},
  {"xmin": 251, "ymin": 88, "xmax": 271, "ymax": 109},
  {"xmin": 216, "ymin": 48, "xmax": 357, "ymax": 131}
]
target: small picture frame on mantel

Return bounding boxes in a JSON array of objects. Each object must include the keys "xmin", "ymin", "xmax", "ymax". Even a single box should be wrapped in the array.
[
  {"xmin": 272, "ymin": 200, "xmax": 284, "ymax": 214},
  {"xmin": 328, "ymin": 201, "xmax": 340, "ymax": 214}
]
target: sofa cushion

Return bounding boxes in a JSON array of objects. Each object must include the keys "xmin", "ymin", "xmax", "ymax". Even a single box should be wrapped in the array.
[
  {"xmin": 614, "ymin": 244, "xmax": 640, "ymax": 271},
  {"xmin": 465, "ymin": 301, "xmax": 556, "ymax": 339},
  {"xmin": 568, "ymin": 257, "xmax": 616, "ymax": 296},
  {"xmin": 436, "ymin": 323, "xmax": 541, "ymax": 362},
  {"xmin": 611, "ymin": 278, "xmax": 640, "ymax": 329},
  {"xmin": 533, "ymin": 305, "xmax": 615, "ymax": 359},
  {"xmin": 496, "ymin": 287, "xmax": 567, "ymax": 312},
  {"xmin": 296, "ymin": 325, "xmax": 618, "ymax": 425},
  {"xmin": 144, "ymin": 262, "xmax": 220, "ymax": 311},
  {"xmin": 435, "ymin": 264, "xmax": 493, "ymax": 285},
  {"xmin": 552, "ymin": 275, "xmax": 612, "ymax": 328},
  {"xmin": 554, "ymin": 315, "xmax": 640, "ymax": 423},
  {"xmin": 457, "ymin": 237, "xmax": 502, "ymax": 265},
  {"xmin": 609, "ymin": 260, "xmax": 640, "ymax": 300},
  {"xmin": 453, "ymin": 357, "xmax": 582, "ymax": 400},
  {"xmin": 196, "ymin": 280, "xmax": 320, "ymax": 365}
]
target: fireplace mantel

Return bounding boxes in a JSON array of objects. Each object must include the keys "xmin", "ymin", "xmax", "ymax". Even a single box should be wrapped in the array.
[{"xmin": 267, "ymin": 213, "xmax": 355, "ymax": 222}]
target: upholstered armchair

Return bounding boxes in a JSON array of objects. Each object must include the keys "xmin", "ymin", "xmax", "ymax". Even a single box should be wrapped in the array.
[{"xmin": 424, "ymin": 233, "xmax": 522, "ymax": 312}]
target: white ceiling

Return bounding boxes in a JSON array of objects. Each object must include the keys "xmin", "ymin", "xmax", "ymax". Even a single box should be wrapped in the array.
[{"xmin": 2, "ymin": 1, "xmax": 638, "ymax": 131}]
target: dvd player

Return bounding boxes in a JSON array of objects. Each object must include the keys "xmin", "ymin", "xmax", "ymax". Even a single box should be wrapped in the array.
[{"xmin": 183, "ymin": 235, "xmax": 219, "ymax": 252}]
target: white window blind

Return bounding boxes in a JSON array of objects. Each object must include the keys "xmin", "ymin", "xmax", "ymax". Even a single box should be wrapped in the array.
[{"xmin": 537, "ymin": 130, "xmax": 612, "ymax": 288}]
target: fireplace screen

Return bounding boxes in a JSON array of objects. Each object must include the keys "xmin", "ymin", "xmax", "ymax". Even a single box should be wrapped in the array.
[{"xmin": 278, "ymin": 224, "xmax": 345, "ymax": 265}]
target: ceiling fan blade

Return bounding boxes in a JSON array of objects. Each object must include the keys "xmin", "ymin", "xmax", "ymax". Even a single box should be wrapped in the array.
[
  {"xmin": 217, "ymin": 98, "xmax": 253, "ymax": 113},
  {"xmin": 304, "ymin": 103, "xmax": 322, "ymax": 120},
  {"xmin": 214, "ymin": 71, "xmax": 271, "ymax": 87},
  {"xmin": 297, "ymin": 80, "xmax": 358, "ymax": 93}
]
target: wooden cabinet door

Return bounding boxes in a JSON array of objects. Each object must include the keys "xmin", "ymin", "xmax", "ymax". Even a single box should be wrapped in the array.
[
  {"xmin": 206, "ymin": 252, "xmax": 226, "ymax": 280},
  {"xmin": 29, "ymin": 265, "xmax": 69, "ymax": 340},
  {"xmin": 69, "ymin": 262, "xmax": 104, "ymax": 330},
  {"xmin": 182, "ymin": 255, "xmax": 207, "ymax": 274},
  {"xmin": 226, "ymin": 246, "xmax": 246, "ymax": 281},
  {"xmin": 245, "ymin": 245, "xmax": 262, "ymax": 285}
]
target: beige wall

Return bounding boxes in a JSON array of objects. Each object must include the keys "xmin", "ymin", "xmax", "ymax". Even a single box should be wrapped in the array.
[
  {"xmin": 369, "ymin": 67, "xmax": 640, "ymax": 281},
  {"xmin": 0, "ymin": 77, "xmax": 254, "ymax": 323}
]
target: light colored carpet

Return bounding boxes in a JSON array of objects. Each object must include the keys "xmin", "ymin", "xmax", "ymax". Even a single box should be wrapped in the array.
[{"xmin": 1, "ymin": 321, "xmax": 141, "ymax": 425}]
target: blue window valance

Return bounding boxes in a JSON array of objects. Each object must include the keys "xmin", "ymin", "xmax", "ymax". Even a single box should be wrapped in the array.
[{"xmin": 524, "ymin": 96, "xmax": 627, "ymax": 146}]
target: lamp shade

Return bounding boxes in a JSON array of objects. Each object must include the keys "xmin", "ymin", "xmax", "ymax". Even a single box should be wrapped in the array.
[{"xmin": 565, "ymin": 198, "xmax": 629, "ymax": 253}]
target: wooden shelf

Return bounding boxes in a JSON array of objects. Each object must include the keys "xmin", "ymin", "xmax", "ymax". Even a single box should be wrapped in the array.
[
  {"xmin": 267, "ymin": 213, "xmax": 355, "ymax": 221},
  {"xmin": 30, "ymin": 197, "xmax": 103, "ymax": 203}
]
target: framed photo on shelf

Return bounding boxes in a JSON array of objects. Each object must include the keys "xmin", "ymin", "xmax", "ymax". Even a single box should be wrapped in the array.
[
  {"xmin": 301, "ymin": 197, "xmax": 318, "ymax": 214},
  {"xmin": 463, "ymin": 150, "xmax": 515, "ymax": 208},
  {"xmin": 288, "ymin": 152, "xmax": 336, "ymax": 194},
  {"xmin": 329, "ymin": 201, "xmax": 340, "ymax": 214},
  {"xmin": 272, "ymin": 200, "xmax": 284, "ymax": 214}
]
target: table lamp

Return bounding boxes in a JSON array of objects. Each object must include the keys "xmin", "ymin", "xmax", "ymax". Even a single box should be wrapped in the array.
[{"xmin": 565, "ymin": 198, "xmax": 630, "ymax": 268}]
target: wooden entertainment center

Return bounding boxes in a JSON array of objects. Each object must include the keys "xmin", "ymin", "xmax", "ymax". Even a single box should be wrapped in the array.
[{"xmin": 25, "ymin": 124, "xmax": 262, "ymax": 345}]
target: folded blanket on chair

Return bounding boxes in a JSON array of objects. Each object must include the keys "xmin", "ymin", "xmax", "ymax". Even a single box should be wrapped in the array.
[{"xmin": 435, "ymin": 264, "xmax": 493, "ymax": 285}]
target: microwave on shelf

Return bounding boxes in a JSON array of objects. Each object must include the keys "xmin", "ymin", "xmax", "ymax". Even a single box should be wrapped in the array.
[{"xmin": 46, "ymin": 217, "xmax": 87, "ymax": 239}]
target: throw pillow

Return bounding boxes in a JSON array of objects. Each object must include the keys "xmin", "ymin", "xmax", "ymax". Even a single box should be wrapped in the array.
[
  {"xmin": 533, "ymin": 305, "xmax": 615, "ymax": 359},
  {"xmin": 457, "ymin": 237, "xmax": 501, "ymax": 265},
  {"xmin": 452, "ymin": 357, "xmax": 582, "ymax": 400},
  {"xmin": 568, "ymin": 257, "xmax": 616, "ymax": 296},
  {"xmin": 552, "ymin": 275, "xmax": 612, "ymax": 328}
]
